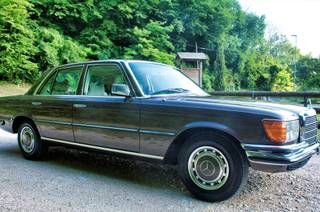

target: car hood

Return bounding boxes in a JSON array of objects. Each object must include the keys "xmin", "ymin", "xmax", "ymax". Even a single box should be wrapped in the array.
[{"xmin": 163, "ymin": 96, "xmax": 316, "ymax": 120}]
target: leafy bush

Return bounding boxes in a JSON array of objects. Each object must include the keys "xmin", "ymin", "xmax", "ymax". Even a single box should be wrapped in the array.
[
  {"xmin": 0, "ymin": 0, "xmax": 38, "ymax": 83},
  {"xmin": 271, "ymin": 70, "xmax": 294, "ymax": 91},
  {"xmin": 0, "ymin": 0, "xmax": 318, "ymax": 92}
]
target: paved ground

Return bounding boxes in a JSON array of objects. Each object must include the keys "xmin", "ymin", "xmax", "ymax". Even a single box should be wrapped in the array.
[
  {"xmin": 0, "ymin": 129, "xmax": 319, "ymax": 212},
  {"xmin": 0, "ymin": 83, "xmax": 30, "ymax": 97}
]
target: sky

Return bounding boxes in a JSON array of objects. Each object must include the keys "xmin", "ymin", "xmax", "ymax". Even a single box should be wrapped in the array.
[{"xmin": 239, "ymin": 0, "xmax": 320, "ymax": 58}]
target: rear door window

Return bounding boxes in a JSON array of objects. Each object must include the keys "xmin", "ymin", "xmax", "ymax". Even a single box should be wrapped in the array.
[
  {"xmin": 49, "ymin": 67, "xmax": 82, "ymax": 95},
  {"xmin": 38, "ymin": 73, "xmax": 56, "ymax": 95}
]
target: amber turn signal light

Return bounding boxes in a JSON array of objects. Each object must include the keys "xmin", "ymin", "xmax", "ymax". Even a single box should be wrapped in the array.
[
  {"xmin": 262, "ymin": 120, "xmax": 287, "ymax": 143},
  {"xmin": 262, "ymin": 119, "xmax": 300, "ymax": 143}
]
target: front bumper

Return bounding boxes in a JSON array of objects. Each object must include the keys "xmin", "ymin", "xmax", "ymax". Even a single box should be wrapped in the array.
[{"xmin": 242, "ymin": 141, "xmax": 320, "ymax": 173}]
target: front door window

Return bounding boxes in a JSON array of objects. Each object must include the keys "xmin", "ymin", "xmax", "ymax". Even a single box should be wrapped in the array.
[{"xmin": 84, "ymin": 65, "xmax": 128, "ymax": 96}]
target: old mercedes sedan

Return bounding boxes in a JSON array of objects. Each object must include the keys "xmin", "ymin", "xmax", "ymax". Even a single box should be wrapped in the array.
[{"xmin": 0, "ymin": 60, "xmax": 319, "ymax": 202}]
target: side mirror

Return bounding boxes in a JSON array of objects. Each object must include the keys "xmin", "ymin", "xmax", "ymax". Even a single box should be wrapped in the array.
[{"xmin": 111, "ymin": 84, "xmax": 131, "ymax": 97}]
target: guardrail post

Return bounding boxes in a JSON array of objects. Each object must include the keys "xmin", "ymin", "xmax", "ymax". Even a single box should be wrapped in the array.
[
  {"xmin": 304, "ymin": 97, "xmax": 308, "ymax": 107},
  {"xmin": 251, "ymin": 92, "xmax": 255, "ymax": 100}
]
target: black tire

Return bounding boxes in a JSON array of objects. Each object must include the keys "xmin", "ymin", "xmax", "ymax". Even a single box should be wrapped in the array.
[
  {"xmin": 178, "ymin": 132, "xmax": 248, "ymax": 202},
  {"xmin": 18, "ymin": 122, "xmax": 48, "ymax": 160}
]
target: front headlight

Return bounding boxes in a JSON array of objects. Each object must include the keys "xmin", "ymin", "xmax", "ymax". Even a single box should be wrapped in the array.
[{"xmin": 262, "ymin": 119, "xmax": 300, "ymax": 143}]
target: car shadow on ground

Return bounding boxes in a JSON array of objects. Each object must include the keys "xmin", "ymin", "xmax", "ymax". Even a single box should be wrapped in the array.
[
  {"xmin": 1, "ymin": 140, "xmax": 269, "ymax": 201},
  {"xmin": 47, "ymin": 146, "xmax": 186, "ymax": 192}
]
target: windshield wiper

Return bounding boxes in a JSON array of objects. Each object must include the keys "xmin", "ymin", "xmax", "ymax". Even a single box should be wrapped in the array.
[{"xmin": 151, "ymin": 88, "xmax": 190, "ymax": 95}]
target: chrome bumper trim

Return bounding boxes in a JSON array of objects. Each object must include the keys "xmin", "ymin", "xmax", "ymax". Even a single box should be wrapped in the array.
[
  {"xmin": 245, "ymin": 142, "xmax": 319, "ymax": 163},
  {"xmin": 242, "ymin": 141, "xmax": 316, "ymax": 153},
  {"xmin": 242, "ymin": 141, "xmax": 319, "ymax": 173}
]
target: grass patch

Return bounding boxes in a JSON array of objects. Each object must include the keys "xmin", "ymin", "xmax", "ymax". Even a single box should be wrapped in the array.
[{"xmin": 0, "ymin": 81, "xmax": 31, "ymax": 97}]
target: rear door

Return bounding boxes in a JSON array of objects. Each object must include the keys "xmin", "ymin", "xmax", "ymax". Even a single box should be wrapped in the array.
[
  {"xmin": 32, "ymin": 65, "xmax": 84, "ymax": 141},
  {"xmin": 72, "ymin": 63, "xmax": 140, "ymax": 152}
]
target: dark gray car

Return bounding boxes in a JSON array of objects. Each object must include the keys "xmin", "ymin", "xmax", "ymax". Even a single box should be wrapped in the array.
[{"xmin": 0, "ymin": 60, "xmax": 319, "ymax": 202}]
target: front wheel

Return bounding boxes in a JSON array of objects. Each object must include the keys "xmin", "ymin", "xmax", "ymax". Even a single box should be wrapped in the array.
[
  {"xmin": 178, "ymin": 132, "xmax": 248, "ymax": 202},
  {"xmin": 18, "ymin": 122, "xmax": 48, "ymax": 160}
]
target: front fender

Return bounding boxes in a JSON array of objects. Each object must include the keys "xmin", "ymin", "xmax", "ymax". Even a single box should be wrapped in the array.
[
  {"xmin": 163, "ymin": 121, "xmax": 245, "ymax": 165},
  {"xmin": 176, "ymin": 121, "xmax": 243, "ymax": 143}
]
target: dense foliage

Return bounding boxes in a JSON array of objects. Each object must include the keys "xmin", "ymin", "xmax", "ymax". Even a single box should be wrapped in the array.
[
  {"xmin": 0, "ymin": 0, "xmax": 319, "ymax": 91},
  {"xmin": 0, "ymin": 0, "xmax": 38, "ymax": 83}
]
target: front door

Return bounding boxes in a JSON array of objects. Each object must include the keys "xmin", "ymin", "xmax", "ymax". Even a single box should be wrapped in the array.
[
  {"xmin": 72, "ymin": 63, "xmax": 140, "ymax": 152},
  {"xmin": 32, "ymin": 65, "xmax": 83, "ymax": 141}
]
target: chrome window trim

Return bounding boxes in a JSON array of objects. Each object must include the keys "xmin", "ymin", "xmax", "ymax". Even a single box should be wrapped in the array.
[
  {"xmin": 41, "ymin": 137, "xmax": 164, "ymax": 160},
  {"xmin": 30, "ymin": 94, "xmax": 130, "ymax": 99}
]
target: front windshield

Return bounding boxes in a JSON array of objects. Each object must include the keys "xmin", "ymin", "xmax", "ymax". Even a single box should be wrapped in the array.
[{"xmin": 129, "ymin": 62, "xmax": 208, "ymax": 96}]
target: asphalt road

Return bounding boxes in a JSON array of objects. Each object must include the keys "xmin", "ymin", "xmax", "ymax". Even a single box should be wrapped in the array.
[{"xmin": 0, "ymin": 129, "xmax": 319, "ymax": 212}]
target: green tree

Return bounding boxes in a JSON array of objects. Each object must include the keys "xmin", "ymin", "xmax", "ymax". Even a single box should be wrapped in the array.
[
  {"xmin": 36, "ymin": 27, "xmax": 90, "ymax": 70},
  {"xmin": 213, "ymin": 41, "xmax": 228, "ymax": 91},
  {"xmin": 2, "ymin": 0, "xmax": 310, "ymax": 93},
  {"xmin": 124, "ymin": 21, "xmax": 175, "ymax": 65},
  {"xmin": 271, "ymin": 69, "xmax": 294, "ymax": 91},
  {"xmin": 298, "ymin": 56, "xmax": 320, "ymax": 90},
  {"xmin": 0, "ymin": 0, "xmax": 38, "ymax": 82}
]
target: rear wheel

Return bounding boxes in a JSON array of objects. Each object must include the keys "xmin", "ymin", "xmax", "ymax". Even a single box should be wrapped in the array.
[
  {"xmin": 18, "ymin": 122, "xmax": 47, "ymax": 160},
  {"xmin": 178, "ymin": 132, "xmax": 248, "ymax": 202}
]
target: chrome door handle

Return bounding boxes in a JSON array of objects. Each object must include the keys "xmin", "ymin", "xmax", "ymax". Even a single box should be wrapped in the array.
[
  {"xmin": 73, "ymin": 104, "xmax": 87, "ymax": 108},
  {"xmin": 32, "ymin": 102, "xmax": 42, "ymax": 106}
]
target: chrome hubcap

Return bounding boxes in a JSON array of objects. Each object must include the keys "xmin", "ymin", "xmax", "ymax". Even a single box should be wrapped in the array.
[
  {"xmin": 188, "ymin": 146, "xmax": 229, "ymax": 190},
  {"xmin": 20, "ymin": 126, "xmax": 35, "ymax": 153}
]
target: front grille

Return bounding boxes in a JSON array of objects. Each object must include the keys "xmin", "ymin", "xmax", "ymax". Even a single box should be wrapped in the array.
[{"xmin": 302, "ymin": 115, "xmax": 318, "ymax": 143}]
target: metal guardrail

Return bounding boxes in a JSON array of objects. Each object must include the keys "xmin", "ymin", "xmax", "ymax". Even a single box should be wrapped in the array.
[{"xmin": 209, "ymin": 91, "xmax": 320, "ymax": 110}]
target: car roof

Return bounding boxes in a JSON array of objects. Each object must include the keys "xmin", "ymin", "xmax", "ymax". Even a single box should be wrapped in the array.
[{"xmin": 55, "ymin": 60, "xmax": 170, "ymax": 69}]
